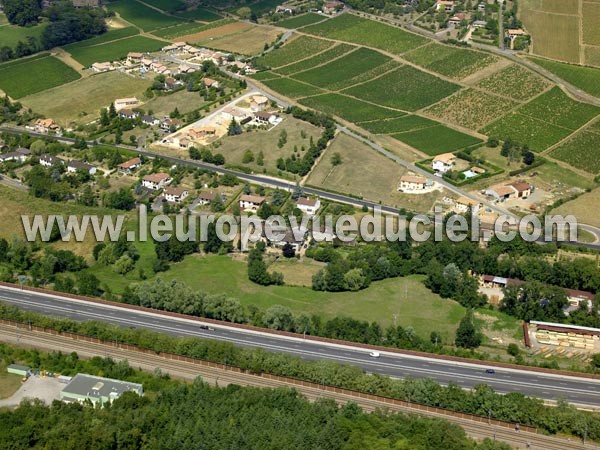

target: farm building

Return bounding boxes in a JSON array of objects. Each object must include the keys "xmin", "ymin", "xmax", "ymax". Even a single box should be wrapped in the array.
[
  {"xmin": 114, "ymin": 98, "xmax": 140, "ymax": 111},
  {"xmin": 7, "ymin": 364, "xmax": 30, "ymax": 377},
  {"xmin": 399, "ymin": 175, "xmax": 427, "ymax": 191},
  {"xmin": 60, "ymin": 373, "xmax": 143, "ymax": 406},
  {"xmin": 529, "ymin": 321, "xmax": 600, "ymax": 352}
]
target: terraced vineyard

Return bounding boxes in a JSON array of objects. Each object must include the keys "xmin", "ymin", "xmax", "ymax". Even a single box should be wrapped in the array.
[
  {"xmin": 424, "ymin": 89, "xmax": 519, "ymax": 129},
  {"xmin": 342, "ymin": 65, "xmax": 460, "ymax": 111},
  {"xmin": 482, "ymin": 87, "xmax": 600, "ymax": 151},
  {"xmin": 303, "ymin": 13, "xmax": 428, "ymax": 54},
  {"xmin": 476, "ymin": 64, "xmax": 551, "ymax": 101},
  {"xmin": 403, "ymin": 42, "xmax": 498, "ymax": 80}
]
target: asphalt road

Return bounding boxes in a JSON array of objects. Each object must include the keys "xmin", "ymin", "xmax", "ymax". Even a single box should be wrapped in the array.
[{"xmin": 2, "ymin": 286, "xmax": 600, "ymax": 408}]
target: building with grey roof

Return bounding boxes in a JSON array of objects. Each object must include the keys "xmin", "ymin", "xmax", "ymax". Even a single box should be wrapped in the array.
[{"xmin": 60, "ymin": 373, "xmax": 143, "ymax": 405}]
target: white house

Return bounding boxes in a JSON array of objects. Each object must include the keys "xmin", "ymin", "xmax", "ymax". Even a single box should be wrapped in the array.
[
  {"xmin": 142, "ymin": 115, "xmax": 160, "ymax": 126},
  {"xmin": 39, "ymin": 154, "xmax": 64, "ymax": 167},
  {"xmin": 67, "ymin": 160, "xmax": 97, "ymax": 175},
  {"xmin": 142, "ymin": 172, "xmax": 172, "ymax": 190},
  {"xmin": 432, "ymin": 153, "xmax": 456, "ymax": 174},
  {"xmin": 118, "ymin": 157, "xmax": 142, "ymax": 174},
  {"xmin": 91, "ymin": 62, "xmax": 113, "ymax": 72},
  {"xmin": 240, "ymin": 194, "xmax": 266, "ymax": 212},
  {"xmin": 164, "ymin": 186, "xmax": 189, "ymax": 203},
  {"xmin": 0, "ymin": 148, "xmax": 30, "ymax": 163},
  {"xmin": 197, "ymin": 191, "xmax": 216, "ymax": 206},
  {"xmin": 296, "ymin": 197, "xmax": 321, "ymax": 215},
  {"xmin": 399, "ymin": 175, "xmax": 427, "ymax": 191},
  {"xmin": 454, "ymin": 196, "xmax": 481, "ymax": 214}
]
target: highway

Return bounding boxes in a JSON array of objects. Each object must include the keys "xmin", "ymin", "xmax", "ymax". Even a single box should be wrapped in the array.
[{"xmin": 1, "ymin": 285, "xmax": 600, "ymax": 409}]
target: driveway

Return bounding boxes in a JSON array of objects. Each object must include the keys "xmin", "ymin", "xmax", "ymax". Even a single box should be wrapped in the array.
[{"xmin": 0, "ymin": 376, "xmax": 63, "ymax": 408}]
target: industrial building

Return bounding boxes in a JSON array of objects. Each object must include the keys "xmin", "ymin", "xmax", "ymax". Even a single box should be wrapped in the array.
[{"xmin": 60, "ymin": 374, "xmax": 143, "ymax": 405}]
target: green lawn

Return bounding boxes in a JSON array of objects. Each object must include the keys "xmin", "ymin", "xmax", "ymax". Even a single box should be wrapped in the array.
[
  {"xmin": 68, "ymin": 35, "xmax": 165, "ymax": 67},
  {"xmin": 0, "ymin": 56, "xmax": 80, "ymax": 99},
  {"xmin": 530, "ymin": 56, "xmax": 600, "ymax": 98},
  {"xmin": 0, "ymin": 21, "xmax": 48, "ymax": 48},
  {"xmin": 129, "ymin": 254, "xmax": 466, "ymax": 340}
]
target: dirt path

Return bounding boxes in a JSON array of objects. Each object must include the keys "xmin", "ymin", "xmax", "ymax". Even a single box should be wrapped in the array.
[{"xmin": 52, "ymin": 48, "xmax": 87, "ymax": 74}]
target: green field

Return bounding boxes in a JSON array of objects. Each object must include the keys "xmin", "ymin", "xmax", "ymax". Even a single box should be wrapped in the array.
[
  {"xmin": 481, "ymin": 87, "xmax": 600, "ymax": 151},
  {"xmin": 529, "ymin": 57, "xmax": 600, "ymax": 98},
  {"xmin": 403, "ymin": 42, "xmax": 498, "ymax": 79},
  {"xmin": 62, "ymin": 27, "xmax": 139, "ymax": 51},
  {"xmin": 257, "ymin": 35, "xmax": 334, "ymax": 68},
  {"xmin": 262, "ymin": 78, "xmax": 324, "ymax": 98},
  {"xmin": 68, "ymin": 35, "xmax": 165, "ymax": 66},
  {"xmin": 276, "ymin": 13, "xmax": 327, "ymax": 29},
  {"xmin": 300, "ymin": 93, "xmax": 405, "ymax": 122},
  {"xmin": 291, "ymin": 48, "xmax": 390, "ymax": 88},
  {"xmin": 392, "ymin": 125, "xmax": 483, "ymax": 155},
  {"xmin": 251, "ymin": 71, "xmax": 282, "ymax": 80},
  {"xmin": 550, "ymin": 130, "xmax": 600, "ymax": 173},
  {"xmin": 106, "ymin": 0, "xmax": 183, "ymax": 31},
  {"xmin": 342, "ymin": 65, "xmax": 460, "ymax": 111},
  {"xmin": 228, "ymin": 0, "xmax": 284, "ymax": 16},
  {"xmin": 357, "ymin": 115, "xmax": 437, "ymax": 134},
  {"xmin": 274, "ymin": 43, "xmax": 356, "ymax": 75},
  {"xmin": 138, "ymin": 0, "xmax": 185, "ymax": 12},
  {"xmin": 303, "ymin": 13, "xmax": 428, "ymax": 55},
  {"xmin": 0, "ymin": 21, "xmax": 47, "ymax": 48},
  {"xmin": 174, "ymin": 8, "xmax": 222, "ymax": 21},
  {"xmin": 0, "ymin": 56, "xmax": 80, "ymax": 99},
  {"xmin": 151, "ymin": 21, "xmax": 219, "ymax": 39},
  {"xmin": 476, "ymin": 64, "xmax": 551, "ymax": 101}
]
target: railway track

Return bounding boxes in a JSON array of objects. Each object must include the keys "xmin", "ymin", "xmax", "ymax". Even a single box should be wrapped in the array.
[{"xmin": 1, "ymin": 325, "xmax": 596, "ymax": 450}]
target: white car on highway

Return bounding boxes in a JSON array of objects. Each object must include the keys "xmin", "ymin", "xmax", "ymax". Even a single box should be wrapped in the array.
[{"xmin": 369, "ymin": 351, "xmax": 380, "ymax": 358}]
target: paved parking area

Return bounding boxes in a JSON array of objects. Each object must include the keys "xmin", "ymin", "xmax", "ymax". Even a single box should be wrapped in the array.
[{"xmin": 0, "ymin": 376, "xmax": 63, "ymax": 408}]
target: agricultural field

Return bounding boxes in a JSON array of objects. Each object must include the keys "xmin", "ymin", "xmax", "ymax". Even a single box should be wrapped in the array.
[
  {"xmin": 529, "ymin": 57, "xmax": 600, "ymax": 98},
  {"xmin": 276, "ymin": 13, "xmax": 326, "ymax": 29},
  {"xmin": 519, "ymin": 5, "xmax": 580, "ymax": 63},
  {"xmin": 139, "ymin": 89, "xmax": 209, "ymax": 118},
  {"xmin": 540, "ymin": 0, "xmax": 579, "ymax": 14},
  {"xmin": 291, "ymin": 48, "xmax": 391, "ymax": 89},
  {"xmin": 212, "ymin": 116, "xmax": 322, "ymax": 177},
  {"xmin": 582, "ymin": 1, "xmax": 600, "ymax": 45},
  {"xmin": 307, "ymin": 133, "xmax": 442, "ymax": 213},
  {"xmin": 151, "ymin": 21, "xmax": 218, "ymax": 39},
  {"xmin": 174, "ymin": 8, "xmax": 222, "ymax": 21},
  {"xmin": 106, "ymin": 0, "xmax": 183, "ymax": 31},
  {"xmin": 550, "ymin": 131, "xmax": 600, "ymax": 174},
  {"xmin": 20, "ymin": 72, "xmax": 152, "ymax": 126},
  {"xmin": 482, "ymin": 87, "xmax": 600, "ymax": 151},
  {"xmin": 257, "ymin": 35, "xmax": 333, "ymax": 68},
  {"xmin": 553, "ymin": 188, "xmax": 600, "ymax": 229},
  {"xmin": 67, "ymin": 35, "xmax": 165, "ymax": 67},
  {"xmin": 424, "ymin": 89, "xmax": 518, "ymax": 129},
  {"xmin": 391, "ymin": 125, "xmax": 483, "ymax": 155},
  {"xmin": 192, "ymin": 24, "xmax": 282, "ymax": 55},
  {"xmin": 585, "ymin": 46, "xmax": 600, "ymax": 68},
  {"xmin": 403, "ymin": 42, "xmax": 498, "ymax": 80},
  {"xmin": 299, "ymin": 93, "xmax": 404, "ymax": 122},
  {"xmin": 138, "ymin": 0, "xmax": 185, "ymax": 13},
  {"xmin": 516, "ymin": 87, "xmax": 600, "ymax": 130},
  {"xmin": 62, "ymin": 27, "xmax": 139, "ymax": 51},
  {"xmin": 274, "ymin": 44, "xmax": 356, "ymax": 76},
  {"xmin": 357, "ymin": 115, "xmax": 437, "ymax": 134},
  {"xmin": 0, "ymin": 21, "xmax": 48, "ymax": 48},
  {"xmin": 250, "ymin": 71, "xmax": 282, "ymax": 80},
  {"xmin": 228, "ymin": 0, "xmax": 284, "ymax": 16},
  {"xmin": 476, "ymin": 64, "xmax": 551, "ymax": 101},
  {"xmin": 303, "ymin": 13, "xmax": 428, "ymax": 55},
  {"xmin": 0, "ymin": 56, "xmax": 80, "ymax": 99},
  {"xmin": 341, "ymin": 65, "xmax": 460, "ymax": 111},
  {"xmin": 261, "ymin": 78, "xmax": 324, "ymax": 99},
  {"xmin": 173, "ymin": 19, "xmax": 245, "ymax": 42}
]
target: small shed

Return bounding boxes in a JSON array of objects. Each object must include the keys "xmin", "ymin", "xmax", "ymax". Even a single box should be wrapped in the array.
[{"xmin": 7, "ymin": 364, "xmax": 30, "ymax": 377}]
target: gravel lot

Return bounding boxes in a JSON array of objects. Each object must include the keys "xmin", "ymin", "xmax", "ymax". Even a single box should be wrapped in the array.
[{"xmin": 0, "ymin": 376, "xmax": 63, "ymax": 408}]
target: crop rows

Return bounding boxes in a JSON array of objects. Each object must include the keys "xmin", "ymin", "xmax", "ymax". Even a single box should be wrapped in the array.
[
  {"xmin": 251, "ymin": 71, "xmax": 281, "ymax": 80},
  {"xmin": 292, "ymin": 48, "xmax": 390, "ymax": 89},
  {"xmin": 276, "ymin": 13, "xmax": 326, "ymax": 29},
  {"xmin": 341, "ymin": 65, "xmax": 460, "ymax": 111},
  {"xmin": 258, "ymin": 36, "xmax": 333, "ymax": 68},
  {"xmin": 261, "ymin": 78, "xmax": 323, "ymax": 99},
  {"xmin": 106, "ymin": 0, "xmax": 183, "ymax": 31},
  {"xmin": 0, "ymin": 56, "xmax": 80, "ymax": 99},
  {"xmin": 303, "ymin": 13, "xmax": 428, "ymax": 55},
  {"xmin": 476, "ymin": 64, "xmax": 550, "ymax": 101},
  {"xmin": 551, "ymin": 131, "xmax": 600, "ymax": 173},
  {"xmin": 174, "ymin": 7, "xmax": 221, "ymax": 21},
  {"xmin": 275, "ymin": 44, "xmax": 355, "ymax": 76},
  {"xmin": 63, "ymin": 27, "xmax": 139, "ymax": 51},
  {"xmin": 68, "ymin": 36, "xmax": 165, "ymax": 67},
  {"xmin": 528, "ymin": 57, "xmax": 600, "ymax": 98},
  {"xmin": 357, "ymin": 115, "xmax": 437, "ymax": 134},
  {"xmin": 403, "ymin": 43, "xmax": 498, "ymax": 79},
  {"xmin": 327, "ymin": 59, "xmax": 400, "ymax": 91},
  {"xmin": 392, "ymin": 125, "xmax": 483, "ymax": 155},
  {"xmin": 299, "ymin": 93, "xmax": 404, "ymax": 122},
  {"xmin": 424, "ymin": 88, "xmax": 518, "ymax": 129}
]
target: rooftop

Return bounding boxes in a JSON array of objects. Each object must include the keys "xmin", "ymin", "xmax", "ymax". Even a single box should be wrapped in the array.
[{"xmin": 61, "ymin": 373, "xmax": 142, "ymax": 401}]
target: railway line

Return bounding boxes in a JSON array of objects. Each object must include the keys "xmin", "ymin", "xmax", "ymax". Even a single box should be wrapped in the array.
[{"xmin": 1, "ymin": 324, "xmax": 596, "ymax": 450}]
